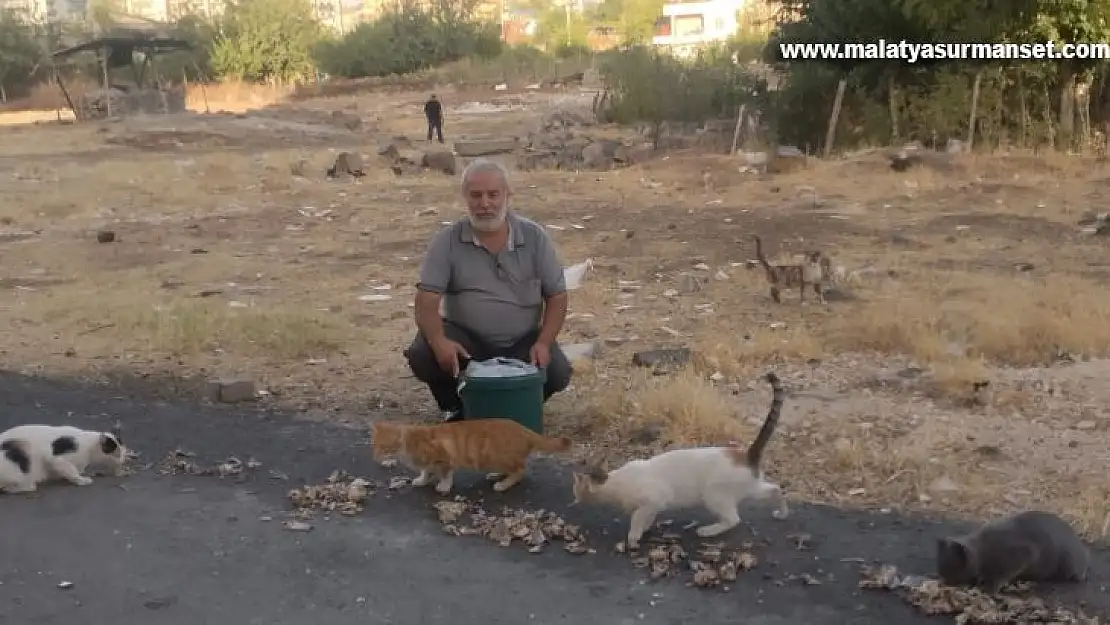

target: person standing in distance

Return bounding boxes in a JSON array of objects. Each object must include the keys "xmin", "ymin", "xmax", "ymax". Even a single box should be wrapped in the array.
[
  {"xmin": 403, "ymin": 158, "xmax": 573, "ymax": 422},
  {"xmin": 424, "ymin": 94, "xmax": 444, "ymax": 143}
]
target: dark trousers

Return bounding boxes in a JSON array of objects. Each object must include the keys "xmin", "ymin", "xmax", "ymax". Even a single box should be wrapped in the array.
[
  {"xmin": 427, "ymin": 119, "xmax": 444, "ymax": 143},
  {"xmin": 403, "ymin": 320, "xmax": 573, "ymax": 413}
]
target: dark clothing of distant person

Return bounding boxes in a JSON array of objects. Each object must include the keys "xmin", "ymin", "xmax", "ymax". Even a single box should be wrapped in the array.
[{"xmin": 424, "ymin": 97, "xmax": 444, "ymax": 143}]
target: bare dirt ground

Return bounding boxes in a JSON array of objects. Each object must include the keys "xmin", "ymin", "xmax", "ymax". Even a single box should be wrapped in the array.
[{"xmin": 2, "ymin": 84, "xmax": 1109, "ymax": 543}]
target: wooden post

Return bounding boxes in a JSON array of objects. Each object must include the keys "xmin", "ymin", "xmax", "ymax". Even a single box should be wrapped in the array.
[
  {"xmin": 824, "ymin": 77, "xmax": 847, "ymax": 158},
  {"xmin": 967, "ymin": 69, "xmax": 983, "ymax": 150},
  {"xmin": 729, "ymin": 103, "xmax": 747, "ymax": 155},
  {"xmin": 101, "ymin": 46, "xmax": 112, "ymax": 118}
]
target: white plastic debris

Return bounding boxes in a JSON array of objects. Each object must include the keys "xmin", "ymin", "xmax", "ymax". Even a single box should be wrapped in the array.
[
  {"xmin": 564, "ymin": 258, "xmax": 593, "ymax": 290},
  {"xmin": 464, "ymin": 357, "xmax": 538, "ymax": 378},
  {"xmin": 457, "ymin": 358, "xmax": 539, "ymax": 394}
]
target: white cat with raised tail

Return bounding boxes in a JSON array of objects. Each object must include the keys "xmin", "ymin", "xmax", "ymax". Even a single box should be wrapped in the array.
[{"xmin": 571, "ymin": 372, "xmax": 790, "ymax": 549}]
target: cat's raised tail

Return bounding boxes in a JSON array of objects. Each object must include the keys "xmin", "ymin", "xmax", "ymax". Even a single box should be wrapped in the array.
[{"xmin": 745, "ymin": 372, "xmax": 785, "ymax": 468}]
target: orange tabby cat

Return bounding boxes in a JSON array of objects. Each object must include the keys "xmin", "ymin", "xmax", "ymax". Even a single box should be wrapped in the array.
[{"xmin": 371, "ymin": 419, "xmax": 573, "ymax": 494}]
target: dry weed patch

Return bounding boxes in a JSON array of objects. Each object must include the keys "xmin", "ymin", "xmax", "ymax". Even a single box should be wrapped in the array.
[
  {"xmin": 829, "ymin": 272, "xmax": 1110, "ymax": 367},
  {"xmin": 124, "ymin": 300, "xmax": 347, "ymax": 360},
  {"xmin": 694, "ymin": 324, "xmax": 824, "ymax": 379}
]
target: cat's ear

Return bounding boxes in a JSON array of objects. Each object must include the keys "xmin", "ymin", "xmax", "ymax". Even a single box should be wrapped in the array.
[{"xmin": 938, "ymin": 537, "xmax": 969, "ymax": 565}]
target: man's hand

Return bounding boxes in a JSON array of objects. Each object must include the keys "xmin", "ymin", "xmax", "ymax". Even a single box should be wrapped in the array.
[
  {"xmin": 431, "ymin": 338, "xmax": 470, "ymax": 377},
  {"xmin": 529, "ymin": 341, "xmax": 551, "ymax": 368}
]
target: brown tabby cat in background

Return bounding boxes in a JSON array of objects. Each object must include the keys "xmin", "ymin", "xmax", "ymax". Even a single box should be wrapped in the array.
[
  {"xmin": 753, "ymin": 235, "xmax": 831, "ymax": 304},
  {"xmin": 371, "ymin": 419, "xmax": 573, "ymax": 495}
]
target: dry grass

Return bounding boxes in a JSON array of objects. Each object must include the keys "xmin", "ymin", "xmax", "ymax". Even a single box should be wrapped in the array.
[
  {"xmin": 1, "ymin": 86, "xmax": 1109, "ymax": 539},
  {"xmin": 184, "ymin": 80, "xmax": 290, "ymax": 113}
]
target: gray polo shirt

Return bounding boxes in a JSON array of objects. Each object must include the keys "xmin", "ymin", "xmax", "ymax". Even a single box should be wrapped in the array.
[{"xmin": 416, "ymin": 213, "xmax": 567, "ymax": 348}]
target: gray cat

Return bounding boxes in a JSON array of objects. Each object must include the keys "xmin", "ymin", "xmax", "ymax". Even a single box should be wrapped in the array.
[{"xmin": 936, "ymin": 510, "xmax": 1090, "ymax": 594}]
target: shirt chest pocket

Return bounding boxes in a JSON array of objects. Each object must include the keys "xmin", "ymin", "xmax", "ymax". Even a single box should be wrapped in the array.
[{"xmin": 498, "ymin": 254, "xmax": 543, "ymax": 306}]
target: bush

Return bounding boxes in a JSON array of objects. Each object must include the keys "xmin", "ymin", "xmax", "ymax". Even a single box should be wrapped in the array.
[
  {"xmin": 316, "ymin": 0, "xmax": 502, "ymax": 79},
  {"xmin": 596, "ymin": 44, "xmax": 765, "ymax": 144}
]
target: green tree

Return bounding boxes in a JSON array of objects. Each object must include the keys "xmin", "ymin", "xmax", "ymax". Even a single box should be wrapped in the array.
[
  {"xmin": 591, "ymin": 0, "xmax": 664, "ymax": 44},
  {"xmin": 0, "ymin": 9, "xmax": 42, "ymax": 102},
  {"xmin": 315, "ymin": 0, "xmax": 501, "ymax": 79},
  {"xmin": 210, "ymin": 0, "xmax": 323, "ymax": 83},
  {"xmin": 536, "ymin": 7, "xmax": 590, "ymax": 49}
]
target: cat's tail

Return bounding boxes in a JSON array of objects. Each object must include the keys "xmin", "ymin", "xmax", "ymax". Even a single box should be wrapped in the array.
[
  {"xmin": 532, "ymin": 433, "xmax": 574, "ymax": 454},
  {"xmin": 753, "ymin": 236, "xmax": 773, "ymax": 274},
  {"xmin": 745, "ymin": 372, "xmax": 784, "ymax": 468}
]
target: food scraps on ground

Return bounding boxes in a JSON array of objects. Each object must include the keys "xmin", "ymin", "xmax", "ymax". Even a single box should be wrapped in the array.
[
  {"xmin": 432, "ymin": 497, "xmax": 590, "ymax": 555},
  {"xmin": 287, "ymin": 469, "xmax": 376, "ymax": 517},
  {"xmin": 859, "ymin": 564, "xmax": 1100, "ymax": 625}
]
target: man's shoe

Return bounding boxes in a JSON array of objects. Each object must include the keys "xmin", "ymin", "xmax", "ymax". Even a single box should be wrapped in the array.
[{"xmin": 442, "ymin": 408, "xmax": 465, "ymax": 423}]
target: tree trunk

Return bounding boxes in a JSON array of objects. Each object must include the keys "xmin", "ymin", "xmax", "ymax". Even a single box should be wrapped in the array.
[
  {"xmin": 967, "ymin": 69, "xmax": 983, "ymax": 150},
  {"xmin": 1058, "ymin": 65, "xmax": 1077, "ymax": 150},
  {"xmin": 888, "ymin": 74, "xmax": 900, "ymax": 142}
]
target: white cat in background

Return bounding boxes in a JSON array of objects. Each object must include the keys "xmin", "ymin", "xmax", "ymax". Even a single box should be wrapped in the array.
[
  {"xmin": 0, "ymin": 423, "xmax": 126, "ymax": 493},
  {"xmin": 571, "ymin": 372, "xmax": 790, "ymax": 550}
]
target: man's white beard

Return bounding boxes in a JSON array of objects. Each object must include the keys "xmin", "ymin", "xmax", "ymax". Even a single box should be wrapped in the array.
[{"xmin": 468, "ymin": 204, "xmax": 509, "ymax": 232}]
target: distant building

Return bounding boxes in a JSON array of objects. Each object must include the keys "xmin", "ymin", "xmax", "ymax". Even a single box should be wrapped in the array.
[
  {"xmin": 651, "ymin": 0, "xmax": 776, "ymax": 57},
  {"xmin": 0, "ymin": 0, "xmax": 89, "ymax": 22}
]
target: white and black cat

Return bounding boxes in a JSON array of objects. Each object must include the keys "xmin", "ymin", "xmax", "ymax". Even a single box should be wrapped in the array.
[
  {"xmin": 571, "ymin": 372, "xmax": 789, "ymax": 549},
  {"xmin": 936, "ymin": 510, "xmax": 1090, "ymax": 593},
  {"xmin": 0, "ymin": 423, "xmax": 126, "ymax": 493}
]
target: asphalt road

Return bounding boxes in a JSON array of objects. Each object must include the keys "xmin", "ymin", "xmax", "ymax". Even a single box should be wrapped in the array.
[{"xmin": 0, "ymin": 370, "xmax": 1106, "ymax": 625}]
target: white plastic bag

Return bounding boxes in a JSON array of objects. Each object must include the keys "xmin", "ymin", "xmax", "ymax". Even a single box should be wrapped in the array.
[
  {"xmin": 457, "ymin": 357, "xmax": 539, "ymax": 393},
  {"xmin": 564, "ymin": 258, "xmax": 593, "ymax": 291}
]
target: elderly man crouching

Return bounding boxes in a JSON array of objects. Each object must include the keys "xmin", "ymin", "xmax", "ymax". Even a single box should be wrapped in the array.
[{"xmin": 403, "ymin": 158, "xmax": 573, "ymax": 422}]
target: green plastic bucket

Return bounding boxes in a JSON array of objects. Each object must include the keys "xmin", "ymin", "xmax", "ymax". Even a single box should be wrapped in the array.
[{"xmin": 458, "ymin": 358, "xmax": 547, "ymax": 434}]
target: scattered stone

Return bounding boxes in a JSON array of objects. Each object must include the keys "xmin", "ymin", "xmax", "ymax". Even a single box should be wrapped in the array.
[
  {"xmin": 96, "ymin": 229, "xmax": 116, "ymax": 243},
  {"xmin": 1075, "ymin": 420, "xmax": 1097, "ymax": 431},
  {"xmin": 377, "ymin": 136, "xmax": 413, "ymax": 161},
  {"xmin": 454, "ymin": 137, "xmax": 518, "ymax": 157},
  {"xmin": 561, "ymin": 341, "xmax": 599, "ymax": 362},
  {"xmin": 328, "ymin": 109, "xmax": 362, "ymax": 131},
  {"xmin": 927, "ymin": 476, "xmax": 960, "ymax": 496},
  {"xmin": 289, "ymin": 158, "xmax": 309, "ymax": 177},
  {"xmin": 326, "ymin": 151, "xmax": 365, "ymax": 179},
  {"xmin": 677, "ymin": 274, "xmax": 703, "ymax": 294},
  {"xmin": 422, "ymin": 150, "xmax": 458, "ymax": 175},
  {"xmin": 540, "ymin": 110, "xmax": 591, "ymax": 131},
  {"xmin": 57, "ymin": 581, "xmax": 74, "ymax": 590},
  {"xmin": 766, "ymin": 145, "xmax": 807, "ymax": 174},
  {"xmin": 613, "ymin": 142, "xmax": 654, "ymax": 165},
  {"xmin": 632, "ymin": 348, "xmax": 692, "ymax": 368},
  {"xmin": 581, "ymin": 139, "xmax": 620, "ymax": 170},
  {"xmin": 630, "ymin": 422, "xmax": 665, "ymax": 445},
  {"xmin": 206, "ymin": 378, "xmax": 257, "ymax": 403},
  {"xmin": 282, "ymin": 520, "xmax": 314, "ymax": 532}
]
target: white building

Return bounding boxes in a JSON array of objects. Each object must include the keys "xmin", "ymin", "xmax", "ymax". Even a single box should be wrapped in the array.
[{"xmin": 651, "ymin": 0, "xmax": 745, "ymax": 57}]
